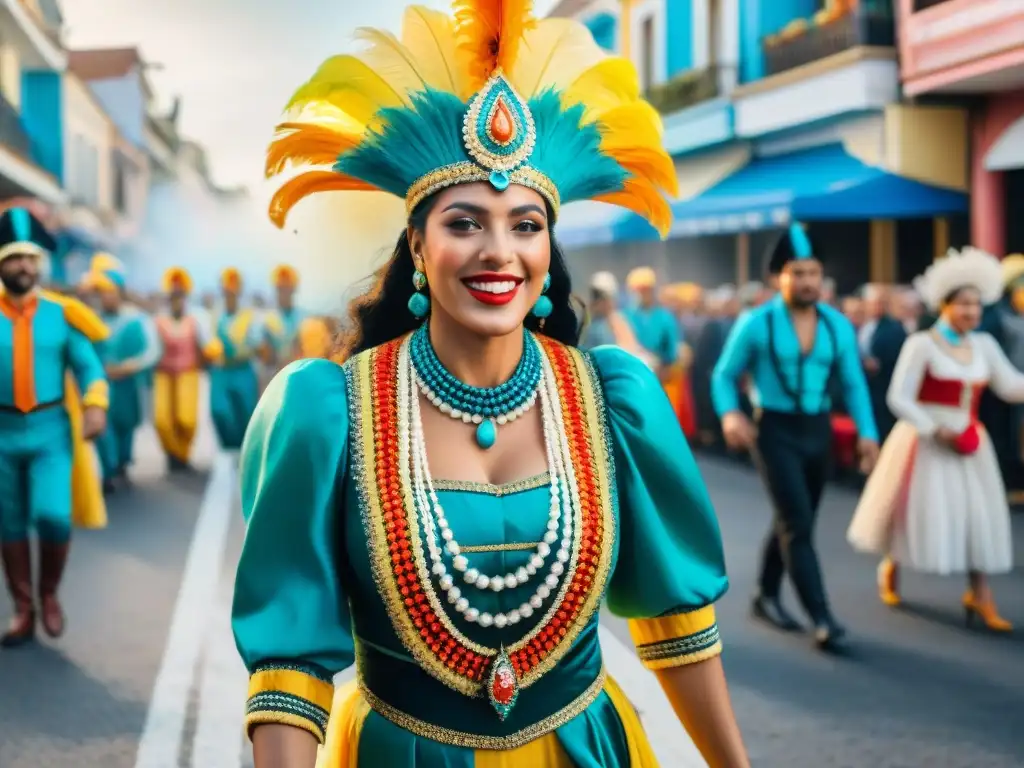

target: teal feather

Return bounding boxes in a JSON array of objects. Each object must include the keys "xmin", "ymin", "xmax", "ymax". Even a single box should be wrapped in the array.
[
  {"xmin": 335, "ymin": 88, "xmax": 627, "ymax": 211},
  {"xmin": 789, "ymin": 222, "xmax": 813, "ymax": 259}
]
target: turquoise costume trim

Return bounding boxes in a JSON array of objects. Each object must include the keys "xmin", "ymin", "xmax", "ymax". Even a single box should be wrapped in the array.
[
  {"xmin": 232, "ymin": 345, "xmax": 728, "ymax": 764},
  {"xmin": 788, "ymin": 222, "xmax": 813, "ymax": 259},
  {"xmin": 935, "ymin": 319, "xmax": 963, "ymax": 346},
  {"xmin": 0, "ymin": 293, "xmax": 106, "ymax": 542}
]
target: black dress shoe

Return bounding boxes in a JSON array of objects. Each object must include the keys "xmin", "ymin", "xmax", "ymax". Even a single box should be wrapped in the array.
[
  {"xmin": 813, "ymin": 616, "xmax": 847, "ymax": 651},
  {"xmin": 751, "ymin": 595, "xmax": 803, "ymax": 632}
]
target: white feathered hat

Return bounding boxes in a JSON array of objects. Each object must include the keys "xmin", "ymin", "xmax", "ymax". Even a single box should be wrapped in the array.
[{"xmin": 914, "ymin": 246, "xmax": 1004, "ymax": 311}]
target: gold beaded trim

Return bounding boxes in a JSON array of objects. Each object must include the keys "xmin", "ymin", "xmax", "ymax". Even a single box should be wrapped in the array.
[
  {"xmin": 460, "ymin": 541, "xmax": 543, "ymax": 554},
  {"xmin": 405, "ymin": 162, "xmax": 560, "ymax": 218},
  {"xmin": 357, "ymin": 667, "xmax": 607, "ymax": 750},
  {"xmin": 462, "ymin": 71, "xmax": 537, "ymax": 173},
  {"xmin": 432, "ymin": 472, "xmax": 550, "ymax": 497}
]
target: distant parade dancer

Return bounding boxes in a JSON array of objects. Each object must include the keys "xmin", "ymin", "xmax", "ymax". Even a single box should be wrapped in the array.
[
  {"xmin": 208, "ymin": 267, "xmax": 259, "ymax": 450},
  {"xmin": 849, "ymin": 247, "xmax": 1020, "ymax": 632},
  {"xmin": 0, "ymin": 208, "xmax": 108, "ymax": 647},
  {"xmin": 90, "ymin": 260, "xmax": 163, "ymax": 491},
  {"xmin": 260, "ymin": 264, "xmax": 306, "ymax": 375},
  {"xmin": 153, "ymin": 267, "xmax": 220, "ymax": 472},
  {"xmin": 712, "ymin": 223, "xmax": 879, "ymax": 651}
]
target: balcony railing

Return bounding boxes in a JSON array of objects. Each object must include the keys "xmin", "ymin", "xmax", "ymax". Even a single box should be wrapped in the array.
[
  {"xmin": 0, "ymin": 92, "xmax": 34, "ymax": 161},
  {"xmin": 763, "ymin": 8, "xmax": 895, "ymax": 77},
  {"xmin": 645, "ymin": 65, "xmax": 732, "ymax": 115}
]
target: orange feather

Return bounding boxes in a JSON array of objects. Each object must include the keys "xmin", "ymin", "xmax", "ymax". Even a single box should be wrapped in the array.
[
  {"xmin": 269, "ymin": 171, "xmax": 379, "ymax": 229},
  {"xmin": 453, "ymin": 0, "xmax": 536, "ymax": 92},
  {"xmin": 265, "ymin": 122, "xmax": 361, "ymax": 178},
  {"xmin": 596, "ymin": 178, "xmax": 673, "ymax": 238}
]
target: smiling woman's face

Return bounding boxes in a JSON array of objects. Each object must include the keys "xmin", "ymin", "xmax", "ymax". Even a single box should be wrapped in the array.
[{"xmin": 409, "ymin": 182, "xmax": 551, "ymax": 339}]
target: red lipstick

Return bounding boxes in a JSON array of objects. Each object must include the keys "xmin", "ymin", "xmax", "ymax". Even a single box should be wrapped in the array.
[{"xmin": 461, "ymin": 273, "xmax": 524, "ymax": 306}]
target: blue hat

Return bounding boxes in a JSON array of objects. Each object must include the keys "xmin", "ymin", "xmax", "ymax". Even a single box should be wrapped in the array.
[
  {"xmin": 0, "ymin": 207, "xmax": 56, "ymax": 264},
  {"xmin": 766, "ymin": 222, "xmax": 818, "ymax": 276}
]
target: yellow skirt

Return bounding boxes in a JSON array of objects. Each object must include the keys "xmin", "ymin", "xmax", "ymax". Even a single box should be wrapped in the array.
[
  {"xmin": 317, "ymin": 676, "xmax": 658, "ymax": 768},
  {"xmin": 65, "ymin": 376, "xmax": 106, "ymax": 530}
]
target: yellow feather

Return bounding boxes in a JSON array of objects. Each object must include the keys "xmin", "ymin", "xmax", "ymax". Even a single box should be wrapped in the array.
[
  {"xmin": 508, "ymin": 17, "xmax": 605, "ymax": 99},
  {"xmin": 561, "ymin": 58, "xmax": 640, "ymax": 123},
  {"xmin": 265, "ymin": 122, "xmax": 361, "ymax": 178},
  {"xmin": 596, "ymin": 179, "xmax": 673, "ymax": 238},
  {"xmin": 605, "ymin": 146, "xmax": 678, "ymax": 196},
  {"xmin": 453, "ymin": 0, "xmax": 537, "ymax": 93},
  {"xmin": 269, "ymin": 171, "xmax": 379, "ymax": 229},
  {"xmin": 401, "ymin": 6, "xmax": 467, "ymax": 97},
  {"xmin": 285, "ymin": 55, "xmax": 405, "ymax": 126},
  {"xmin": 353, "ymin": 27, "xmax": 430, "ymax": 98}
]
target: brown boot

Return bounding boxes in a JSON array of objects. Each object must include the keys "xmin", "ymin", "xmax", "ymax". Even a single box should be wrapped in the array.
[
  {"xmin": 38, "ymin": 540, "xmax": 69, "ymax": 638},
  {"xmin": 1, "ymin": 541, "xmax": 36, "ymax": 648}
]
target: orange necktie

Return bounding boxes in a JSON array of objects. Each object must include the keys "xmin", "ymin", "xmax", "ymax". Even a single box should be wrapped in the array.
[{"xmin": 1, "ymin": 294, "xmax": 38, "ymax": 412}]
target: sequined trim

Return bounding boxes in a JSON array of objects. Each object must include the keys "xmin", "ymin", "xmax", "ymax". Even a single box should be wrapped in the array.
[
  {"xmin": 432, "ymin": 472, "xmax": 550, "ymax": 497},
  {"xmin": 357, "ymin": 667, "xmax": 607, "ymax": 750},
  {"xmin": 245, "ymin": 692, "xmax": 330, "ymax": 744},
  {"xmin": 346, "ymin": 336, "xmax": 615, "ymax": 700},
  {"xmin": 634, "ymin": 624, "xmax": 722, "ymax": 670},
  {"xmin": 405, "ymin": 162, "xmax": 560, "ymax": 218}
]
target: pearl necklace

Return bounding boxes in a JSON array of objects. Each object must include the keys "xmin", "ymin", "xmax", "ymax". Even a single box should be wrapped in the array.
[{"xmin": 402, "ymin": 337, "xmax": 578, "ymax": 630}]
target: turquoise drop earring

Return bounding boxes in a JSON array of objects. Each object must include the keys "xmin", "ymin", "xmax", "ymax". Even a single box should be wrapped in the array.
[
  {"xmin": 408, "ymin": 266, "xmax": 430, "ymax": 318},
  {"xmin": 531, "ymin": 273, "xmax": 552, "ymax": 319}
]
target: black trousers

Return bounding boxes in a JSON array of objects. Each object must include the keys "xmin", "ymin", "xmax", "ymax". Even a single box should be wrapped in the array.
[{"xmin": 751, "ymin": 410, "xmax": 834, "ymax": 622}]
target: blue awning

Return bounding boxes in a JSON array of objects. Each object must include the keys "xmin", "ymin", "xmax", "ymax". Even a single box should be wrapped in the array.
[{"xmin": 615, "ymin": 143, "xmax": 969, "ymax": 241}]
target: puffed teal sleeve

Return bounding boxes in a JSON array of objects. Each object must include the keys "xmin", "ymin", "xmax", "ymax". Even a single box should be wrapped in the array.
[
  {"xmin": 593, "ymin": 346, "xmax": 729, "ymax": 670},
  {"xmin": 232, "ymin": 358, "xmax": 354, "ymax": 744}
]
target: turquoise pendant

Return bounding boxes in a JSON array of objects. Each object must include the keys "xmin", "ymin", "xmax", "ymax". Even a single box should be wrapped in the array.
[
  {"xmin": 489, "ymin": 170, "xmax": 510, "ymax": 191},
  {"xmin": 475, "ymin": 418, "xmax": 497, "ymax": 449}
]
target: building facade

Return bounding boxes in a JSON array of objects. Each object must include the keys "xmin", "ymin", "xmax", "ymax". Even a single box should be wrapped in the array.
[
  {"xmin": 554, "ymin": 0, "xmax": 974, "ymax": 294},
  {"xmin": 899, "ymin": 0, "xmax": 1024, "ymax": 258}
]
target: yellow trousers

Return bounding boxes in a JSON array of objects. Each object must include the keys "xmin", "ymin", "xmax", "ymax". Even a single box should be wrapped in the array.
[
  {"xmin": 65, "ymin": 375, "xmax": 107, "ymax": 530},
  {"xmin": 153, "ymin": 370, "xmax": 200, "ymax": 462}
]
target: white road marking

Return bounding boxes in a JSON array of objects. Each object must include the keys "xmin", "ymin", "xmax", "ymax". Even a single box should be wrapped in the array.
[
  {"xmin": 191, "ymin": 583, "xmax": 249, "ymax": 768},
  {"xmin": 599, "ymin": 625, "xmax": 709, "ymax": 767},
  {"xmin": 133, "ymin": 452, "xmax": 236, "ymax": 768}
]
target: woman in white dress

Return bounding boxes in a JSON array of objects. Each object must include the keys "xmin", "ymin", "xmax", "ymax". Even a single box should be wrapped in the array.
[{"xmin": 848, "ymin": 247, "xmax": 1021, "ymax": 632}]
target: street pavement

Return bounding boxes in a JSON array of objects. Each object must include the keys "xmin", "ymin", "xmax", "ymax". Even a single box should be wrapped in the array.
[{"xmin": 1, "ymin": 421, "xmax": 1022, "ymax": 767}]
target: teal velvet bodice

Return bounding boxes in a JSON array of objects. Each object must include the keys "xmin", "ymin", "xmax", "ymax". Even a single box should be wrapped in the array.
[{"xmin": 233, "ymin": 342, "xmax": 728, "ymax": 765}]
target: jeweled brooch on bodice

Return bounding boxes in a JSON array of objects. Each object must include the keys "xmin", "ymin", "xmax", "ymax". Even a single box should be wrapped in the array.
[{"xmin": 463, "ymin": 70, "xmax": 537, "ymax": 193}]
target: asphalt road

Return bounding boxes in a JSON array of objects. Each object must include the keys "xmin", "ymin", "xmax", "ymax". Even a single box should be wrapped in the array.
[{"xmin": 0, "ymin": 432, "xmax": 1020, "ymax": 768}]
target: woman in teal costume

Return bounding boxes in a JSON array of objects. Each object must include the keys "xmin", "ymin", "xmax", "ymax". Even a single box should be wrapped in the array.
[{"xmin": 232, "ymin": 1, "xmax": 749, "ymax": 766}]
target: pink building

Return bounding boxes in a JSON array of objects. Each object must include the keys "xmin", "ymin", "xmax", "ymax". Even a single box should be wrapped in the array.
[{"xmin": 899, "ymin": 0, "xmax": 1024, "ymax": 257}]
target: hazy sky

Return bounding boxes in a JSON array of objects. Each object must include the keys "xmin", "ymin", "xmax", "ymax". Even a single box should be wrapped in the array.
[{"xmin": 63, "ymin": 0, "xmax": 557, "ymax": 187}]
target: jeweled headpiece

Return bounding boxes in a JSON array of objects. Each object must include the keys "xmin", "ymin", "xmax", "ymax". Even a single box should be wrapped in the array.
[{"xmin": 265, "ymin": 0, "xmax": 677, "ymax": 235}]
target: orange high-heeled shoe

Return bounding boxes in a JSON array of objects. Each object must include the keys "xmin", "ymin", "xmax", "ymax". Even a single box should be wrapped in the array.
[
  {"xmin": 877, "ymin": 558, "xmax": 900, "ymax": 607},
  {"xmin": 963, "ymin": 591, "xmax": 1013, "ymax": 632}
]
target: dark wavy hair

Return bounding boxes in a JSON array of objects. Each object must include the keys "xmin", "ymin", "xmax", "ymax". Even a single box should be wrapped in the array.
[{"xmin": 333, "ymin": 193, "xmax": 581, "ymax": 362}]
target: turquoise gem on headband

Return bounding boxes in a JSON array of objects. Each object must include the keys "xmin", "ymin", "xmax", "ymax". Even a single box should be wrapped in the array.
[{"xmin": 489, "ymin": 171, "xmax": 510, "ymax": 191}]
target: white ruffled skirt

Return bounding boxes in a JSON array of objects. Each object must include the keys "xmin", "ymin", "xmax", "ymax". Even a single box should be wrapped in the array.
[{"xmin": 847, "ymin": 421, "xmax": 1013, "ymax": 575}]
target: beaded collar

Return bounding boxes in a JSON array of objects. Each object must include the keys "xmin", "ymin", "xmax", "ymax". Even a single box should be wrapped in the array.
[{"xmin": 345, "ymin": 333, "xmax": 615, "ymax": 717}]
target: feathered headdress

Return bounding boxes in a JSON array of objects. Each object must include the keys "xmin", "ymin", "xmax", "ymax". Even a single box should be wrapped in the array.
[
  {"xmin": 271, "ymin": 264, "xmax": 299, "ymax": 289},
  {"xmin": 221, "ymin": 267, "xmax": 243, "ymax": 293},
  {"xmin": 915, "ymin": 247, "xmax": 1004, "ymax": 310},
  {"xmin": 0, "ymin": 207, "xmax": 56, "ymax": 263},
  {"xmin": 162, "ymin": 267, "xmax": 193, "ymax": 295},
  {"xmin": 265, "ymin": 0, "xmax": 677, "ymax": 236}
]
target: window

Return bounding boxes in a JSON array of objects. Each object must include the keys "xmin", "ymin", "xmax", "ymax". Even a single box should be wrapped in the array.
[{"xmin": 640, "ymin": 16, "xmax": 654, "ymax": 91}]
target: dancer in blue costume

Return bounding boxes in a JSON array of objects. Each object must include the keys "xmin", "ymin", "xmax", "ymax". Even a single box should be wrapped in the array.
[
  {"xmin": 208, "ymin": 267, "xmax": 259, "ymax": 449},
  {"xmin": 0, "ymin": 208, "xmax": 108, "ymax": 646},
  {"xmin": 90, "ymin": 261, "xmax": 162, "ymax": 490},
  {"xmin": 232, "ymin": 1, "xmax": 750, "ymax": 766},
  {"xmin": 623, "ymin": 267, "xmax": 679, "ymax": 378}
]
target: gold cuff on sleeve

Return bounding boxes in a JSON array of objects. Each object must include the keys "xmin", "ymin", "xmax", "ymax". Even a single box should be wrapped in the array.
[
  {"xmin": 81, "ymin": 380, "xmax": 109, "ymax": 410},
  {"xmin": 244, "ymin": 664, "xmax": 334, "ymax": 744},
  {"xmin": 628, "ymin": 605, "xmax": 722, "ymax": 670}
]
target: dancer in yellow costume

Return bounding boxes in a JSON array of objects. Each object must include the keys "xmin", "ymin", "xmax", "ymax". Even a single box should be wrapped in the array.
[
  {"xmin": 233, "ymin": 2, "xmax": 750, "ymax": 766},
  {"xmin": 153, "ymin": 268, "xmax": 217, "ymax": 471}
]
